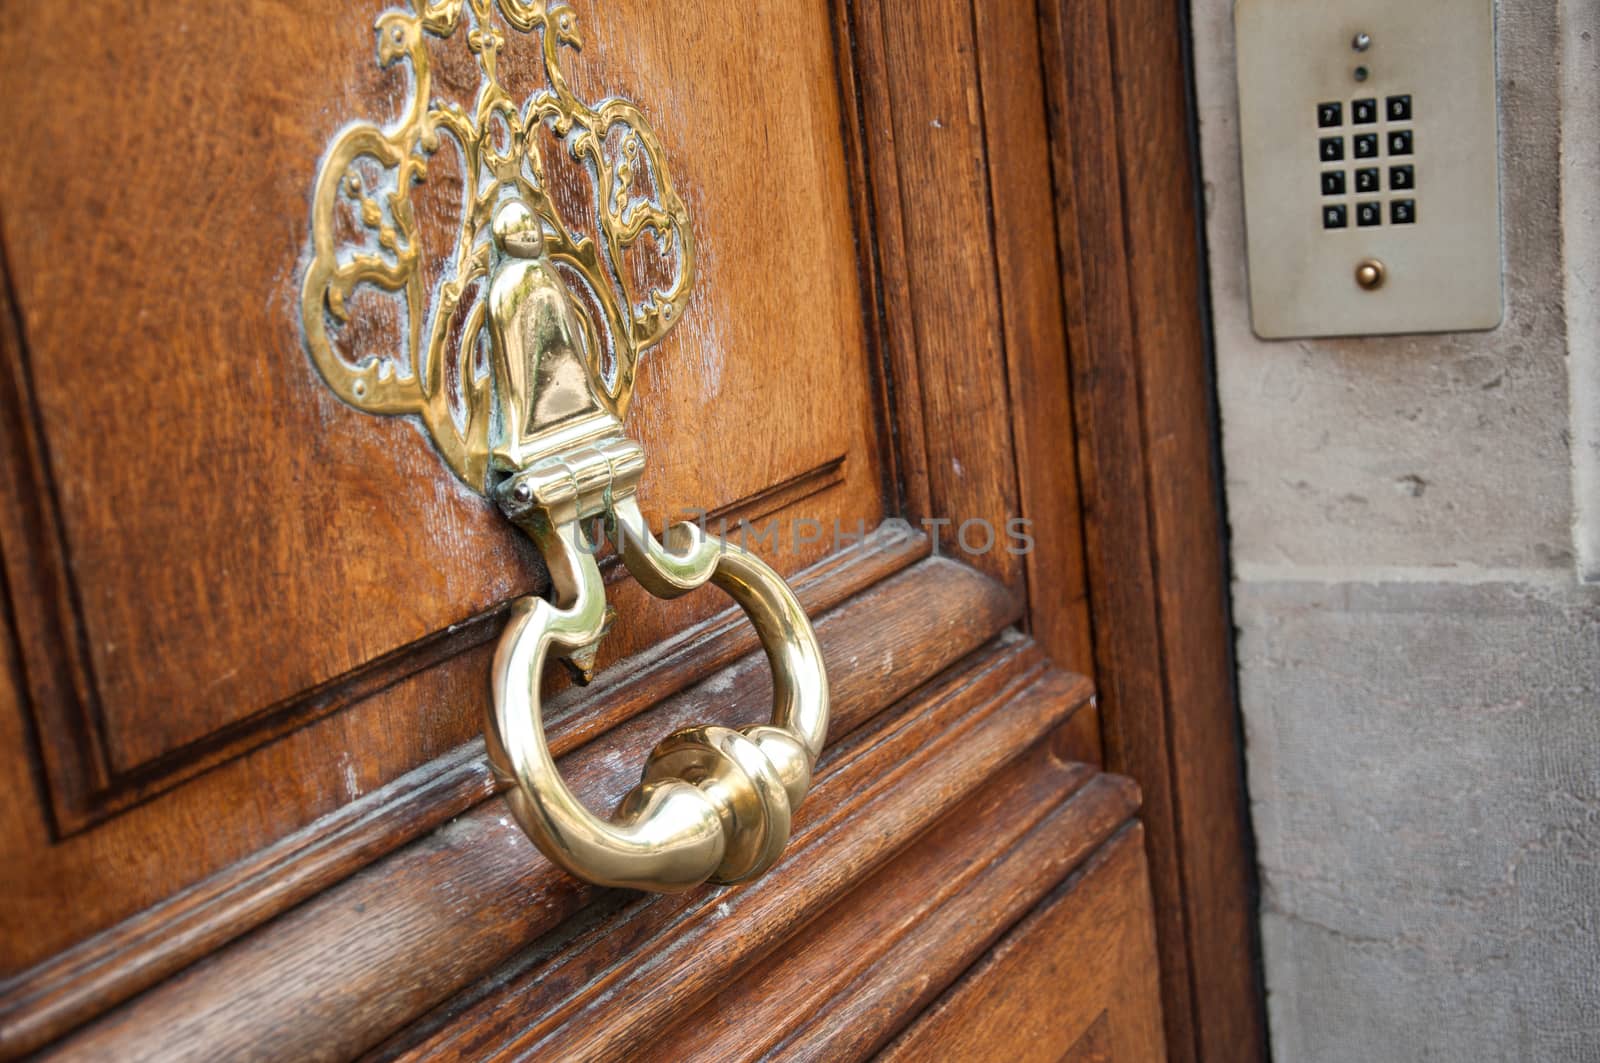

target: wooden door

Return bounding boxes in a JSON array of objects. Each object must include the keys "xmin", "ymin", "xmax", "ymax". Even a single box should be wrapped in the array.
[{"xmin": 0, "ymin": 1, "xmax": 1262, "ymax": 1060}]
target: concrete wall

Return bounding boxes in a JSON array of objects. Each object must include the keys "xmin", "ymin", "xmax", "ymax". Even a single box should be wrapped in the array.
[{"xmin": 1190, "ymin": 1, "xmax": 1600, "ymax": 1060}]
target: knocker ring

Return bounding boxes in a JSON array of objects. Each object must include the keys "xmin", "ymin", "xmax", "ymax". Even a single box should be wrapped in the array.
[{"xmin": 479, "ymin": 203, "xmax": 830, "ymax": 892}]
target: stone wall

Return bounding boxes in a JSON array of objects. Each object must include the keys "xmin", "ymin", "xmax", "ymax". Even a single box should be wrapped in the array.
[{"xmin": 1189, "ymin": 1, "xmax": 1600, "ymax": 1058}]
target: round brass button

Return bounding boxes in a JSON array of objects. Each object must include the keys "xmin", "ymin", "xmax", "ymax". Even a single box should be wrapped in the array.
[{"xmin": 1355, "ymin": 258, "xmax": 1386, "ymax": 291}]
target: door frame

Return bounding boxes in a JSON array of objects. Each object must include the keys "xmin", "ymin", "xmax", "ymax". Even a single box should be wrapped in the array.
[
  {"xmin": 1040, "ymin": 2, "xmax": 1267, "ymax": 1059},
  {"xmin": 839, "ymin": 0, "xmax": 1267, "ymax": 1058}
]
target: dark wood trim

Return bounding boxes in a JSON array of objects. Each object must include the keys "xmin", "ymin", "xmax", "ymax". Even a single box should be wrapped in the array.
[
  {"xmin": 827, "ymin": 0, "xmax": 919, "ymax": 521},
  {"xmin": 0, "ymin": 260, "xmax": 109, "ymax": 828},
  {"xmin": 835, "ymin": 1, "xmax": 1262, "ymax": 1052},
  {"xmin": 1037, "ymin": 0, "xmax": 1267, "ymax": 1060},
  {"xmin": 844, "ymin": 0, "xmax": 1107, "ymax": 770}
]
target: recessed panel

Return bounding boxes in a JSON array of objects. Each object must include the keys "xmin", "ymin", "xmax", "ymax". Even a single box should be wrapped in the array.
[{"xmin": 0, "ymin": 1, "xmax": 882, "ymax": 818}]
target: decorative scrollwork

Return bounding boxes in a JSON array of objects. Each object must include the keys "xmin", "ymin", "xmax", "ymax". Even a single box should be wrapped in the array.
[{"xmin": 301, "ymin": 0, "xmax": 695, "ymax": 492}]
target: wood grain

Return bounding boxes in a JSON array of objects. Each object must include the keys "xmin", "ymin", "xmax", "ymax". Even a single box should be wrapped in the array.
[
  {"xmin": 1104, "ymin": 5, "xmax": 1267, "ymax": 1058},
  {"xmin": 380, "ymin": 664, "xmax": 1095, "ymax": 1062},
  {"xmin": 970, "ymin": 0, "xmax": 1097, "ymax": 682},
  {"xmin": 0, "ymin": 0, "xmax": 884, "ymax": 829},
  {"xmin": 0, "ymin": 538, "xmax": 949, "ymax": 1058},
  {"xmin": 1037, "ymin": 0, "xmax": 1267, "ymax": 1058},
  {"xmin": 881, "ymin": 824, "xmax": 1165, "ymax": 1063},
  {"xmin": 834, "ymin": 0, "xmax": 931, "ymax": 522},
  {"xmin": 847, "ymin": 0, "xmax": 1023, "ymax": 590},
  {"xmin": 48, "ymin": 639, "xmax": 1088, "ymax": 1061},
  {"xmin": 1037, "ymin": 8, "xmax": 1192, "ymax": 1049},
  {"xmin": 644, "ymin": 769, "xmax": 1140, "ymax": 1061}
]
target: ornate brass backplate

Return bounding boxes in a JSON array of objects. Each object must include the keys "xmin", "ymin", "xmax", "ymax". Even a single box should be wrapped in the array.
[
  {"xmin": 301, "ymin": 2, "xmax": 829, "ymax": 894},
  {"xmin": 302, "ymin": 0, "xmax": 695, "ymax": 492}
]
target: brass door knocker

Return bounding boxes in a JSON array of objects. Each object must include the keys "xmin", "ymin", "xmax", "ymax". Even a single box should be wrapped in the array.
[
  {"xmin": 481, "ymin": 203, "xmax": 828, "ymax": 890},
  {"xmin": 301, "ymin": 2, "xmax": 828, "ymax": 891}
]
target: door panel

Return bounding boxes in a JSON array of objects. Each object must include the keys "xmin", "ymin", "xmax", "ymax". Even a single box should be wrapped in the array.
[
  {"xmin": 0, "ymin": 0, "xmax": 882, "ymax": 957},
  {"xmin": 0, "ymin": 0, "xmax": 880, "ymax": 825},
  {"xmin": 0, "ymin": 526, "xmax": 928, "ymax": 1057},
  {"xmin": 0, "ymin": 0, "xmax": 1239, "ymax": 1057}
]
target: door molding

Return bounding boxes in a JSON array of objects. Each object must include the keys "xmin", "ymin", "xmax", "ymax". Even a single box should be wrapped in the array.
[
  {"xmin": 1038, "ymin": 0, "xmax": 1268, "ymax": 1059},
  {"xmin": 836, "ymin": 0, "xmax": 1266, "ymax": 1056}
]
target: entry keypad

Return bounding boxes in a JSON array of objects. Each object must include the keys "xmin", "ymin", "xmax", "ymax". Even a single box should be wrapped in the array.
[{"xmin": 1317, "ymin": 93, "xmax": 1418, "ymax": 229}]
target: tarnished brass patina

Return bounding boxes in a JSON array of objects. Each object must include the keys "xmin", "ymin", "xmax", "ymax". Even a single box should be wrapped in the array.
[{"xmin": 303, "ymin": 3, "xmax": 828, "ymax": 892}]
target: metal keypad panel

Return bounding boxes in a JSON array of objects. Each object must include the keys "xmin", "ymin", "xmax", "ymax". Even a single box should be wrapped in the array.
[{"xmin": 1236, "ymin": 0, "xmax": 1502, "ymax": 339}]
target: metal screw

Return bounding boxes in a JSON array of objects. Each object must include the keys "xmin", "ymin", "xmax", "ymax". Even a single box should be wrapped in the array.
[
  {"xmin": 1355, "ymin": 258, "xmax": 1386, "ymax": 291},
  {"xmin": 514, "ymin": 481, "xmax": 533, "ymax": 502},
  {"xmin": 1353, "ymin": 32, "xmax": 1372, "ymax": 52}
]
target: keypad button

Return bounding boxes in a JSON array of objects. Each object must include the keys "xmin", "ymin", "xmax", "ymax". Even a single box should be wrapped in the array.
[
  {"xmin": 1355, "ymin": 167, "xmax": 1380, "ymax": 193},
  {"xmin": 1323, "ymin": 204, "xmax": 1349, "ymax": 229},
  {"xmin": 1321, "ymin": 170, "xmax": 1347, "ymax": 196},
  {"xmin": 1388, "ymin": 129, "xmax": 1414, "ymax": 155},
  {"xmin": 1356, "ymin": 202, "xmax": 1382, "ymax": 227},
  {"xmin": 1389, "ymin": 164, "xmax": 1414, "ymax": 190},
  {"xmin": 1320, "ymin": 136, "xmax": 1345, "ymax": 162},
  {"xmin": 1318, "ymin": 101, "xmax": 1343, "ymax": 127},
  {"xmin": 1352, "ymin": 98, "xmax": 1378, "ymax": 124},
  {"xmin": 1391, "ymin": 199, "xmax": 1416, "ymax": 224},
  {"xmin": 1387, "ymin": 94, "xmax": 1412, "ymax": 121},
  {"xmin": 1353, "ymin": 133, "xmax": 1379, "ymax": 159}
]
